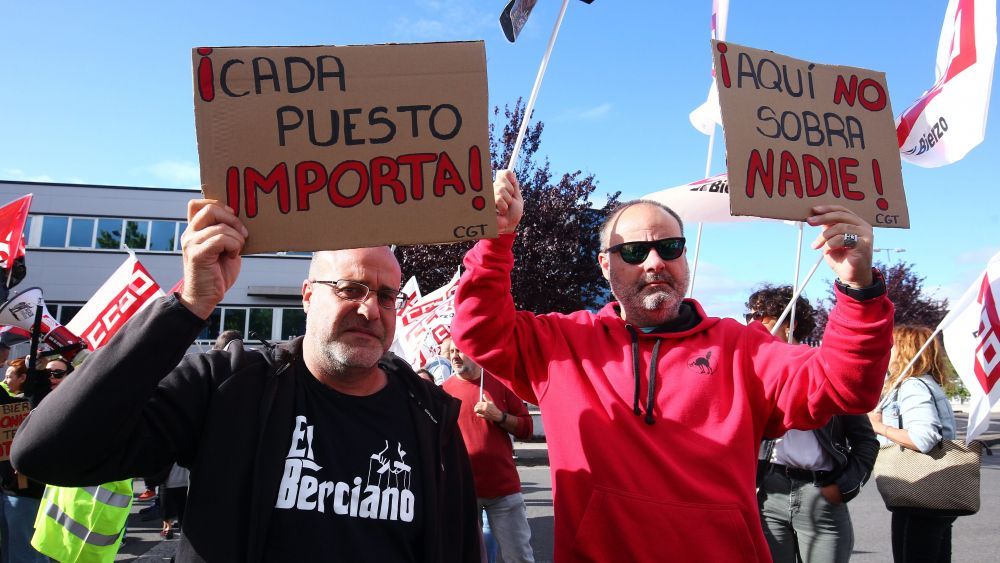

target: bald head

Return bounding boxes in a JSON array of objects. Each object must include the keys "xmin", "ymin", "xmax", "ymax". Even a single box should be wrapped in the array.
[
  {"xmin": 308, "ymin": 247, "xmax": 401, "ymax": 282},
  {"xmin": 600, "ymin": 200, "xmax": 684, "ymax": 250}
]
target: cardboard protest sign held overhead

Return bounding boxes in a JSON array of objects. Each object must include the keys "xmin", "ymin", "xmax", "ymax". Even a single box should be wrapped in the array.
[
  {"xmin": 193, "ymin": 42, "xmax": 496, "ymax": 255},
  {"xmin": 0, "ymin": 400, "xmax": 30, "ymax": 462},
  {"xmin": 713, "ymin": 41, "xmax": 909, "ymax": 228}
]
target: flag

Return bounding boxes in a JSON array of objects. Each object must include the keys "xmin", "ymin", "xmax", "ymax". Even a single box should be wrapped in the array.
[
  {"xmin": 642, "ymin": 173, "xmax": 782, "ymax": 224},
  {"xmin": 66, "ymin": 252, "xmax": 165, "ymax": 350},
  {"xmin": 0, "ymin": 194, "xmax": 32, "ymax": 271},
  {"xmin": 897, "ymin": 0, "xmax": 997, "ymax": 167},
  {"xmin": 689, "ymin": 0, "xmax": 729, "ymax": 134},
  {"xmin": 941, "ymin": 250, "xmax": 1000, "ymax": 443},
  {"xmin": 388, "ymin": 276, "xmax": 422, "ymax": 359},
  {"xmin": 393, "ymin": 270, "xmax": 460, "ymax": 369},
  {"xmin": 499, "ymin": 0, "xmax": 539, "ymax": 42}
]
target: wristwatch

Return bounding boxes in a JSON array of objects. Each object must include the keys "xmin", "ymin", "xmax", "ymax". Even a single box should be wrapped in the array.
[{"xmin": 835, "ymin": 268, "xmax": 886, "ymax": 301}]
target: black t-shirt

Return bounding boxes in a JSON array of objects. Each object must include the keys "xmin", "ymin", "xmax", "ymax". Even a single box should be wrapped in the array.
[{"xmin": 263, "ymin": 362, "xmax": 424, "ymax": 561}]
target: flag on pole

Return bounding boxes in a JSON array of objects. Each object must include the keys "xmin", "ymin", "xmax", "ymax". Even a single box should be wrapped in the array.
[
  {"xmin": 0, "ymin": 194, "xmax": 32, "ymax": 271},
  {"xmin": 897, "ymin": 0, "xmax": 997, "ymax": 167},
  {"xmin": 66, "ymin": 252, "xmax": 166, "ymax": 350},
  {"xmin": 393, "ymin": 270, "xmax": 460, "ymax": 369},
  {"xmin": 389, "ymin": 276, "xmax": 422, "ymax": 359},
  {"xmin": 642, "ymin": 173, "xmax": 780, "ymax": 224},
  {"xmin": 941, "ymin": 250, "xmax": 1000, "ymax": 443},
  {"xmin": 689, "ymin": 0, "xmax": 730, "ymax": 134}
]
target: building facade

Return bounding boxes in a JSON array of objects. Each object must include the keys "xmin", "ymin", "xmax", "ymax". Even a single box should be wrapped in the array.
[{"xmin": 1, "ymin": 180, "xmax": 311, "ymax": 351}]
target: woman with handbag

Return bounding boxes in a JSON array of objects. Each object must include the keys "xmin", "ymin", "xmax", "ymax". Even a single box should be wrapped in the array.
[{"xmin": 868, "ymin": 325, "xmax": 958, "ymax": 563}]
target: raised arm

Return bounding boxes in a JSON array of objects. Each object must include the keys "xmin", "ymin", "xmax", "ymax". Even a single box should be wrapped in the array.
[{"xmin": 11, "ymin": 200, "xmax": 248, "ymax": 485}]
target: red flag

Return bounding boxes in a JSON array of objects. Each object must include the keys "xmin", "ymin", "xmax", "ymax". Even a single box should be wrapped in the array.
[
  {"xmin": 66, "ymin": 254, "xmax": 166, "ymax": 350},
  {"xmin": 0, "ymin": 194, "xmax": 32, "ymax": 271}
]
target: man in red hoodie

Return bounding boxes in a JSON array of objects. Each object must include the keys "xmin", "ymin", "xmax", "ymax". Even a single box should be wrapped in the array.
[{"xmin": 451, "ymin": 171, "xmax": 893, "ymax": 563}]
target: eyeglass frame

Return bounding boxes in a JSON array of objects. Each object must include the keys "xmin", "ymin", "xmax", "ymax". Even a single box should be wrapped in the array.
[
  {"xmin": 603, "ymin": 237, "xmax": 686, "ymax": 265},
  {"xmin": 744, "ymin": 311, "xmax": 765, "ymax": 323},
  {"xmin": 309, "ymin": 279, "xmax": 408, "ymax": 311},
  {"xmin": 46, "ymin": 369, "xmax": 68, "ymax": 379}
]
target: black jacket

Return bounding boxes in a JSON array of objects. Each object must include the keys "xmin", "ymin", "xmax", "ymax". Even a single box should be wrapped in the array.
[
  {"xmin": 760, "ymin": 415, "xmax": 878, "ymax": 503},
  {"xmin": 11, "ymin": 296, "xmax": 483, "ymax": 563}
]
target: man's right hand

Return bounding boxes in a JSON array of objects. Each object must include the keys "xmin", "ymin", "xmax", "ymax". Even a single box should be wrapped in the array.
[
  {"xmin": 178, "ymin": 199, "xmax": 248, "ymax": 319},
  {"xmin": 494, "ymin": 169, "xmax": 524, "ymax": 234}
]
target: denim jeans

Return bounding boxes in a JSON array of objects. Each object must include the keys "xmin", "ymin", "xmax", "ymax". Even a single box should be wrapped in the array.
[
  {"xmin": 478, "ymin": 492, "xmax": 535, "ymax": 563},
  {"xmin": 0, "ymin": 492, "xmax": 50, "ymax": 563},
  {"xmin": 758, "ymin": 471, "xmax": 854, "ymax": 563}
]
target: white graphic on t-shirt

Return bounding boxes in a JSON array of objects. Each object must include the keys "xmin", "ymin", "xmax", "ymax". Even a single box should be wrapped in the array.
[{"xmin": 275, "ymin": 415, "xmax": 415, "ymax": 522}]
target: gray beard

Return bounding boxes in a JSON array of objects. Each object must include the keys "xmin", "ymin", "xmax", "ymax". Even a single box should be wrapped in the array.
[
  {"xmin": 316, "ymin": 340, "xmax": 384, "ymax": 374},
  {"xmin": 611, "ymin": 278, "xmax": 686, "ymax": 327}
]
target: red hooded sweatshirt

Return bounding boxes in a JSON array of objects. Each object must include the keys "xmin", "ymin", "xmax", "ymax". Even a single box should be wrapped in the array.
[{"xmin": 452, "ymin": 235, "xmax": 892, "ymax": 563}]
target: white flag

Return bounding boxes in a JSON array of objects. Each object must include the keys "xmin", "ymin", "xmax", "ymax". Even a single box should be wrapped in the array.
[
  {"xmin": 66, "ymin": 253, "xmax": 165, "ymax": 350},
  {"xmin": 389, "ymin": 276, "xmax": 422, "ymax": 359},
  {"xmin": 642, "ymin": 173, "xmax": 783, "ymax": 224},
  {"xmin": 689, "ymin": 0, "xmax": 729, "ymax": 135},
  {"xmin": 941, "ymin": 250, "xmax": 1000, "ymax": 443},
  {"xmin": 897, "ymin": 0, "xmax": 997, "ymax": 167},
  {"xmin": 394, "ymin": 269, "xmax": 461, "ymax": 369}
]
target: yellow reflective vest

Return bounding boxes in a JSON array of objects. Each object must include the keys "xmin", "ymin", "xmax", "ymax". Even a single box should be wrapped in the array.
[{"xmin": 32, "ymin": 480, "xmax": 133, "ymax": 563}]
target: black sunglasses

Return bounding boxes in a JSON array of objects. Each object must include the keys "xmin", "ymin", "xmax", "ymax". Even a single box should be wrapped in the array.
[
  {"xmin": 605, "ymin": 237, "xmax": 686, "ymax": 265},
  {"xmin": 47, "ymin": 369, "xmax": 67, "ymax": 379},
  {"xmin": 744, "ymin": 311, "xmax": 765, "ymax": 323}
]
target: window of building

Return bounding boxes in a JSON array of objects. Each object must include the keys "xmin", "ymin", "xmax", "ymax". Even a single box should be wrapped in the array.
[
  {"xmin": 175, "ymin": 222, "xmax": 187, "ymax": 251},
  {"xmin": 281, "ymin": 308, "xmax": 307, "ymax": 340},
  {"xmin": 57, "ymin": 305, "xmax": 83, "ymax": 325},
  {"xmin": 23, "ymin": 216, "xmax": 32, "ymax": 240},
  {"xmin": 96, "ymin": 218, "xmax": 123, "ymax": 249},
  {"xmin": 148, "ymin": 220, "xmax": 176, "ymax": 251},
  {"xmin": 124, "ymin": 220, "xmax": 149, "ymax": 250},
  {"xmin": 68, "ymin": 218, "xmax": 96, "ymax": 248},
  {"xmin": 248, "ymin": 308, "xmax": 273, "ymax": 341},
  {"xmin": 40, "ymin": 216, "xmax": 69, "ymax": 248},
  {"xmin": 222, "ymin": 308, "xmax": 246, "ymax": 335}
]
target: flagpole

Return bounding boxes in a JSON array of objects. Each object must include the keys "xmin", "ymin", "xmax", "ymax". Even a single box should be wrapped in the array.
[
  {"xmin": 688, "ymin": 127, "xmax": 716, "ymax": 297},
  {"xmin": 506, "ymin": 0, "xmax": 570, "ymax": 171},
  {"xmin": 770, "ymin": 254, "xmax": 824, "ymax": 336},
  {"xmin": 788, "ymin": 222, "xmax": 804, "ymax": 343}
]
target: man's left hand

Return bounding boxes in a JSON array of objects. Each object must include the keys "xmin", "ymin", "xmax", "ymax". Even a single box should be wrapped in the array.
[
  {"xmin": 474, "ymin": 400, "xmax": 503, "ymax": 422},
  {"xmin": 807, "ymin": 205, "xmax": 874, "ymax": 288}
]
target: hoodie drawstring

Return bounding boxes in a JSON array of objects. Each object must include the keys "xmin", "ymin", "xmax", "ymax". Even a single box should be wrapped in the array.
[
  {"xmin": 630, "ymin": 331, "xmax": 642, "ymax": 416},
  {"xmin": 628, "ymin": 326, "xmax": 661, "ymax": 425},
  {"xmin": 645, "ymin": 339, "xmax": 662, "ymax": 425}
]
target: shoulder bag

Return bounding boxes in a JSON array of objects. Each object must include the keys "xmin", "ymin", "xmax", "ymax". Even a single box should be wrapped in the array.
[{"xmin": 872, "ymin": 379, "xmax": 988, "ymax": 516}]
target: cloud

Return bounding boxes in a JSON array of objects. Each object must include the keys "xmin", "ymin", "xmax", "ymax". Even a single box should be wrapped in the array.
[
  {"xmin": 956, "ymin": 246, "xmax": 998, "ymax": 265},
  {"xmin": 3, "ymin": 168, "xmax": 56, "ymax": 183},
  {"xmin": 392, "ymin": 0, "xmax": 493, "ymax": 41},
  {"xmin": 148, "ymin": 160, "xmax": 201, "ymax": 188},
  {"xmin": 577, "ymin": 103, "xmax": 612, "ymax": 120}
]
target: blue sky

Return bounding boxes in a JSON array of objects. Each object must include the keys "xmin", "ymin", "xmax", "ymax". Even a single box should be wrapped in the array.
[{"xmin": 2, "ymin": 1, "xmax": 997, "ymax": 321}]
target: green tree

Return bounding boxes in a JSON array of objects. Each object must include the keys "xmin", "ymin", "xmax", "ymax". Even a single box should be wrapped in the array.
[{"xmin": 394, "ymin": 99, "xmax": 620, "ymax": 313}]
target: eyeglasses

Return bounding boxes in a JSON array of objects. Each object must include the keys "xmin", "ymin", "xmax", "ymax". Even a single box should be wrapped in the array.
[
  {"xmin": 744, "ymin": 311, "xmax": 765, "ymax": 323},
  {"xmin": 310, "ymin": 280, "xmax": 407, "ymax": 311},
  {"xmin": 47, "ymin": 369, "xmax": 67, "ymax": 379},
  {"xmin": 605, "ymin": 237, "xmax": 686, "ymax": 265}
]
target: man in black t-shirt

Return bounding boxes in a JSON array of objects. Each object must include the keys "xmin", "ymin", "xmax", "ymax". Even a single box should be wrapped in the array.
[{"xmin": 12, "ymin": 200, "xmax": 482, "ymax": 562}]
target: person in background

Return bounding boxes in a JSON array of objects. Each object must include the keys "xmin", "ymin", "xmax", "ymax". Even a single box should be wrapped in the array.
[
  {"xmin": 43, "ymin": 356, "xmax": 71, "ymax": 391},
  {"xmin": 214, "ymin": 329, "xmax": 243, "ymax": 352},
  {"xmin": 3, "ymin": 358, "xmax": 28, "ymax": 397},
  {"xmin": 868, "ymin": 325, "xmax": 958, "ymax": 563},
  {"xmin": 160, "ymin": 463, "xmax": 190, "ymax": 540},
  {"xmin": 415, "ymin": 368, "xmax": 436, "ymax": 384},
  {"xmin": 750, "ymin": 285, "xmax": 878, "ymax": 563},
  {"xmin": 441, "ymin": 337, "xmax": 535, "ymax": 563}
]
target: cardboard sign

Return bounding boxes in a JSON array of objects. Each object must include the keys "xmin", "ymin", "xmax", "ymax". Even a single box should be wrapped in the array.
[
  {"xmin": 192, "ymin": 42, "xmax": 496, "ymax": 254},
  {"xmin": 713, "ymin": 41, "xmax": 909, "ymax": 228},
  {"xmin": 0, "ymin": 401, "xmax": 30, "ymax": 462}
]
